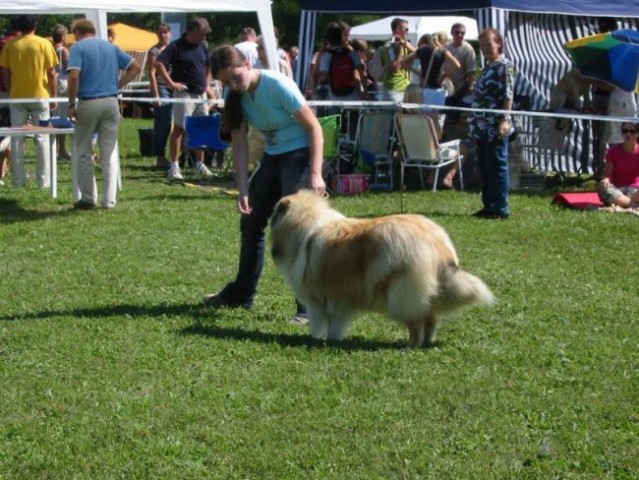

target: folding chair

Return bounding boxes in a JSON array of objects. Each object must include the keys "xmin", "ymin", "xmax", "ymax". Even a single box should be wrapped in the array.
[
  {"xmin": 183, "ymin": 113, "xmax": 230, "ymax": 172},
  {"xmin": 394, "ymin": 113, "xmax": 464, "ymax": 191},
  {"xmin": 318, "ymin": 114, "xmax": 342, "ymax": 189},
  {"xmin": 350, "ymin": 110, "xmax": 395, "ymax": 191},
  {"xmin": 319, "ymin": 114, "xmax": 341, "ymax": 163}
]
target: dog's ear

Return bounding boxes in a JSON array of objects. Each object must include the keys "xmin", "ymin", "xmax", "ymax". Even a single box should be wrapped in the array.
[
  {"xmin": 270, "ymin": 198, "xmax": 292, "ymax": 260},
  {"xmin": 270, "ymin": 197, "xmax": 291, "ymax": 226}
]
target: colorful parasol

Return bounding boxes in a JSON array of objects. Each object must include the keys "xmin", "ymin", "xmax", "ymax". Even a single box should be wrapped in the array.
[{"xmin": 564, "ymin": 29, "xmax": 639, "ymax": 92}]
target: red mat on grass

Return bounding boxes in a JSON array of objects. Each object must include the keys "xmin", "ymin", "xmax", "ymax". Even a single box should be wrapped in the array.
[{"xmin": 551, "ymin": 192, "xmax": 603, "ymax": 210}]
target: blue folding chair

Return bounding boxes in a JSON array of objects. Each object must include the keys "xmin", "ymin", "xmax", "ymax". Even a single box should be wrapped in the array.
[{"xmin": 183, "ymin": 113, "xmax": 230, "ymax": 172}]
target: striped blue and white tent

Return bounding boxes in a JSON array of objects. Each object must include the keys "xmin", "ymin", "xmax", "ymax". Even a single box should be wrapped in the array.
[{"xmin": 297, "ymin": 0, "xmax": 639, "ymax": 173}]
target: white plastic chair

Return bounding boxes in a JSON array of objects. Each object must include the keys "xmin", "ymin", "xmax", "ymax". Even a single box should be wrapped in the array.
[{"xmin": 394, "ymin": 113, "xmax": 464, "ymax": 191}]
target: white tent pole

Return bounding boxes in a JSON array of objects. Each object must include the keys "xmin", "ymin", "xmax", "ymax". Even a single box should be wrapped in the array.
[
  {"xmin": 84, "ymin": 10, "xmax": 109, "ymax": 41},
  {"xmin": 256, "ymin": 8, "xmax": 279, "ymax": 71}
]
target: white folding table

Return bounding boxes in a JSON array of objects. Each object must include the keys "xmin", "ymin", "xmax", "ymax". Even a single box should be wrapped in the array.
[{"xmin": 0, "ymin": 125, "xmax": 121, "ymax": 199}]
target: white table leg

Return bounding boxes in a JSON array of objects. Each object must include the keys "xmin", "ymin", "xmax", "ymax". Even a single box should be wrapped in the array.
[{"xmin": 50, "ymin": 133, "xmax": 57, "ymax": 198}]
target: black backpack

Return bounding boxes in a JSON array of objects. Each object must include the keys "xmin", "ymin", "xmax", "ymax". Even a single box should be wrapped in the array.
[{"xmin": 328, "ymin": 47, "xmax": 356, "ymax": 96}]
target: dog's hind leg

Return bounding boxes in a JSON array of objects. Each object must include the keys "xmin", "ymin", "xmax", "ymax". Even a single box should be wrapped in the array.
[
  {"xmin": 327, "ymin": 316, "xmax": 350, "ymax": 341},
  {"xmin": 406, "ymin": 314, "xmax": 438, "ymax": 348},
  {"xmin": 423, "ymin": 314, "xmax": 438, "ymax": 346}
]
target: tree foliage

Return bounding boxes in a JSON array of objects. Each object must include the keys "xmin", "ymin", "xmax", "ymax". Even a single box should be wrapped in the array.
[{"xmin": 0, "ymin": 7, "xmax": 381, "ymax": 51}]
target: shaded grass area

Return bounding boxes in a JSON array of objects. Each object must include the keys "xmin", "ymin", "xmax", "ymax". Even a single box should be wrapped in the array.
[{"xmin": 0, "ymin": 119, "xmax": 638, "ymax": 479}]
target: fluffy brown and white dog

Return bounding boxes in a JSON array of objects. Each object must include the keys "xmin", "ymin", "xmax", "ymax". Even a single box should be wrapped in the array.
[{"xmin": 270, "ymin": 190, "xmax": 495, "ymax": 348}]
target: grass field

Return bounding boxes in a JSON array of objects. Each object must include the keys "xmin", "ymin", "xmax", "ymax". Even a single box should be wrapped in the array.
[{"xmin": 1, "ymin": 118, "xmax": 638, "ymax": 479}]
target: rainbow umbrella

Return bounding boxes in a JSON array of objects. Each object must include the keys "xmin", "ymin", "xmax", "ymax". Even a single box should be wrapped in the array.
[{"xmin": 564, "ymin": 29, "xmax": 639, "ymax": 92}]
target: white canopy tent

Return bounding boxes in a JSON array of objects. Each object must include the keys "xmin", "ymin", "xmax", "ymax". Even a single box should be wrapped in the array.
[
  {"xmin": 350, "ymin": 15, "xmax": 479, "ymax": 44},
  {"xmin": 0, "ymin": 0, "xmax": 279, "ymax": 71}
]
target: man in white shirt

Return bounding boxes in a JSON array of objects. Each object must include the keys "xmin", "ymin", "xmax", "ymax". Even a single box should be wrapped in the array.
[
  {"xmin": 446, "ymin": 22, "xmax": 476, "ymax": 99},
  {"xmin": 234, "ymin": 27, "xmax": 259, "ymax": 68},
  {"xmin": 442, "ymin": 22, "xmax": 477, "ymax": 141}
]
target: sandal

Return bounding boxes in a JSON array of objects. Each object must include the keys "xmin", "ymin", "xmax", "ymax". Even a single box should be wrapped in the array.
[{"xmin": 440, "ymin": 177, "xmax": 454, "ymax": 190}]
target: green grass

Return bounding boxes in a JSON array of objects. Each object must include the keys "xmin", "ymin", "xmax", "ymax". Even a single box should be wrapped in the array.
[{"xmin": 1, "ymin": 119, "xmax": 638, "ymax": 479}]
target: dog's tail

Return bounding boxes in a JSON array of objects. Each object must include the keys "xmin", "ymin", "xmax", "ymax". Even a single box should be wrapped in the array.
[{"xmin": 434, "ymin": 264, "xmax": 496, "ymax": 313}]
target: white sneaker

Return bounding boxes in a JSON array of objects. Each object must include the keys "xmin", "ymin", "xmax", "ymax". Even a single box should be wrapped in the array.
[
  {"xmin": 289, "ymin": 313, "xmax": 309, "ymax": 326},
  {"xmin": 168, "ymin": 164, "xmax": 183, "ymax": 180},
  {"xmin": 195, "ymin": 162, "xmax": 214, "ymax": 177}
]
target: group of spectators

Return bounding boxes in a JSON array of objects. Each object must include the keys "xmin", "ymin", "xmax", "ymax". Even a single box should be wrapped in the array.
[
  {"xmin": 307, "ymin": 18, "xmax": 513, "ymax": 217},
  {"xmin": 307, "ymin": 16, "xmax": 639, "ymax": 215},
  {"xmin": 146, "ymin": 22, "xmax": 299, "ymax": 180},
  {"xmin": 544, "ymin": 17, "xmax": 639, "ymax": 208},
  {"xmin": 0, "ymin": 14, "xmax": 637, "ymax": 216},
  {"xmin": 0, "ymin": 14, "xmax": 140, "ymax": 208}
]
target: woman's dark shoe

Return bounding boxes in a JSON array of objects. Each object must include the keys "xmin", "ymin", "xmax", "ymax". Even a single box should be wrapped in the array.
[
  {"xmin": 203, "ymin": 292, "xmax": 254, "ymax": 309},
  {"xmin": 472, "ymin": 209, "xmax": 509, "ymax": 219}
]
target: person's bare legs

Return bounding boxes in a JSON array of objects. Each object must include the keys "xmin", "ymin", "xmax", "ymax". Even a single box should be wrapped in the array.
[
  {"xmin": 429, "ymin": 139, "xmax": 467, "ymax": 189},
  {"xmin": 0, "ymin": 149, "xmax": 8, "ymax": 183},
  {"xmin": 169, "ymin": 126, "xmax": 184, "ymax": 164},
  {"xmin": 615, "ymin": 190, "xmax": 639, "ymax": 208},
  {"xmin": 166, "ymin": 125, "xmax": 185, "ymax": 179},
  {"xmin": 57, "ymin": 133, "xmax": 70, "ymax": 159}
]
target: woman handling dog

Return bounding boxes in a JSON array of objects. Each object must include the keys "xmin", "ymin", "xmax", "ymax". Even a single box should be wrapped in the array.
[
  {"xmin": 203, "ymin": 45, "xmax": 326, "ymax": 324},
  {"xmin": 598, "ymin": 121, "xmax": 639, "ymax": 209}
]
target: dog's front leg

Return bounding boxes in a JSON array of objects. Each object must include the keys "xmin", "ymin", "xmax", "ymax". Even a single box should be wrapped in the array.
[
  {"xmin": 406, "ymin": 320, "xmax": 426, "ymax": 349},
  {"xmin": 307, "ymin": 306, "xmax": 330, "ymax": 340}
]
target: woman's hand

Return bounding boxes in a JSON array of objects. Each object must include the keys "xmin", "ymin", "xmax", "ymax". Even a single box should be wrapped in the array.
[
  {"xmin": 498, "ymin": 119, "xmax": 511, "ymax": 139},
  {"xmin": 309, "ymin": 171, "xmax": 326, "ymax": 196},
  {"xmin": 237, "ymin": 195, "xmax": 252, "ymax": 215}
]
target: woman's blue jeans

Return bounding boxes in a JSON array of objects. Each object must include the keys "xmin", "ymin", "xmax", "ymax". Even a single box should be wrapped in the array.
[
  {"xmin": 476, "ymin": 136, "xmax": 510, "ymax": 215},
  {"xmin": 153, "ymin": 85, "xmax": 172, "ymax": 158},
  {"xmin": 220, "ymin": 147, "xmax": 310, "ymax": 312}
]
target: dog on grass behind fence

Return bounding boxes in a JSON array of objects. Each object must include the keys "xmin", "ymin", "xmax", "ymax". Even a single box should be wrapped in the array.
[{"xmin": 270, "ymin": 190, "xmax": 495, "ymax": 348}]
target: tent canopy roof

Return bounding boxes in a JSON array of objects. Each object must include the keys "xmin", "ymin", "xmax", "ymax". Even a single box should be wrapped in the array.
[
  {"xmin": 350, "ymin": 15, "xmax": 479, "ymax": 43},
  {"xmin": 0, "ymin": 0, "xmax": 281, "ymax": 73},
  {"xmin": 302, "ymin": 0, "xmax": 639, "ymax": 17},
  {"xmin": 0, "ymin": 0, "xmax": 271, "ymax": 14}
]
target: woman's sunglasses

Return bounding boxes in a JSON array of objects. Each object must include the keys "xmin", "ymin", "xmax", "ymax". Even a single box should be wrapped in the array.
[{"xmin": 621, "ymin": 129, "xmax": 638, "ymax": 134}]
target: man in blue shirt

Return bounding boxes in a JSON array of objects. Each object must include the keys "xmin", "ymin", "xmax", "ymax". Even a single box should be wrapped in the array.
[{"xmin": 67, "ymin": 19, "xmax": 140, "ymax": 209}]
